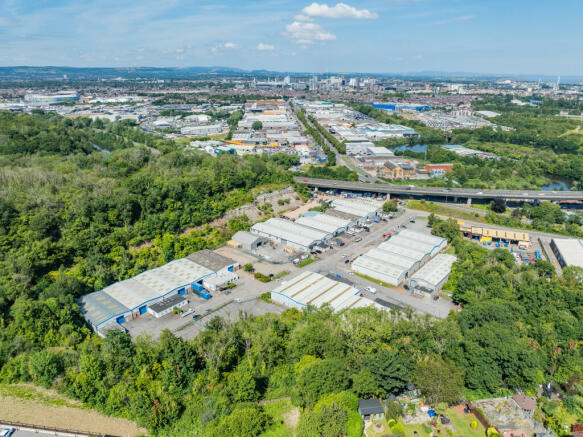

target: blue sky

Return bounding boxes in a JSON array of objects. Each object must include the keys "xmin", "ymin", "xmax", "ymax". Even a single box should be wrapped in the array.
[{"xmin": 0, "ymin": 0, "xmax": 581, "ymax": 75}]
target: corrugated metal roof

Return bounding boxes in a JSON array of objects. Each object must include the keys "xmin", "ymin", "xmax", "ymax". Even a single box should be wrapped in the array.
[
  {"xmin": 271, "ymin": 271, "xmax": 371, "ymax": 312},
  {"xmin": 79, "ymin": 290, "xmax": 129, "ymax": 327},
  {"xmin": 410, "ymin": 254, "xmax": 457, "ymax": 288},
  {"xmin": 296, "ymin": 215, "xmax": 341, "ymax": 234},
  {"xmin": 352, "ymin": 255, "xmax": 409, "ymax": 280},
  {"xmin": 251, "ymin": 218, "xmax": 329, "ymax": 247},
  {"xmin": 552, "ymin": 238, "xmax": 583, "ymax": 268},
  {"xmin": 365, "ymin": 248, "xmax": 417, "ymax": 270}
]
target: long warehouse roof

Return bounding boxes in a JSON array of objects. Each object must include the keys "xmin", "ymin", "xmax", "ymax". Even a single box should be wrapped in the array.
[
  {"xmin": 296, "ymin": 215, "xmax": 342, "ymax": 234},
  {"xmin": 251, "ymin": 218, "xmax": 329, "ymax": 247},
  {"xmin": 398, "ymin": 229, "xmax": 447, "ymax": 247},
  {"xmin": 378, "ymin": 241, "xmax": 429, "ymax": 262},
  {"xmin": 315, "ymin": 212, "xmax": 352, "ymax": 228},
  {"xmin": 352, "ymin": 255, "xmax": 409, "ymax": 280},
  {"xmin": 332, "ymin": 203, "xmax": 374, "ymax": 218},
  {"xmin": 365, "ymin": 247, "xmax": 418, "ymax": 270},
  {"xmin": 386, "ymin": 234, "xmax": 441, "ymax": 255},
  {"xmin": 271, "ymin": 271, "xmax": 373, "ymax": 311},
  {"xmin": 410, "ymin": 254, "xmax": 457, "ymax": 288}
]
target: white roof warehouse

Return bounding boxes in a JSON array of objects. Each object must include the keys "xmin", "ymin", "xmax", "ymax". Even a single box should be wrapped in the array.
[
  {"xmin": 409, "ymin": 254, "xmax": 457, "ymax": 295},
  {"xmin": 251, "ymin": 218, "xmax": 331, "ymax": 251},
  {"xmin": 271, "ymin": 271, "xmax": 376, "ymax": 312},
  {"xmin": 351, "ymin": 229, "xmax": 448, "ymax": 286}
]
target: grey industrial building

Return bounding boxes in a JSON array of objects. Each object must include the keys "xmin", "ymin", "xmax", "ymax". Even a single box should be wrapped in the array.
[
  {"xmin": 231, "ymin": 231, "xmax": 268, "ymax": 251},
  {"xmin": 79, "ymin": 250, "xmax": 238, "ymax": 336},
  {"xmin": 550, "ymin": 238, "xmax": 583, "ymax": 269}
]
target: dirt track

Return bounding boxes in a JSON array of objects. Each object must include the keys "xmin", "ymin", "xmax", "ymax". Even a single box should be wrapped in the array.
[{"xmin": 1, "ymin": 385, "xmax": 147, "ymax": 437}]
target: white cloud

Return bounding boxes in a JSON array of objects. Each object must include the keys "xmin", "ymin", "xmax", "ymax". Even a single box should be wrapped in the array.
[
  {"xmin": 434, "ymin": 15, "xmax": 475, "ymax": 25},
  {"xmin": 211, "ymin": 42, "xmax": 238, "ymax": 53},
  {"xmin": 257, "ymin": 43, "xmax": 275, "ymax": 51},
  {"xmin": 414, "ymin": 54, "xmax": 423, "ymax": 60},
  {"xmin": 285, "ymin": 21, "xmax": 336, "ymax": 44},
  {"xmin": 297, "ymin": 3, "xmax": 378, "ymax": 20},
  {"xmin": 176, "ymin": 48, "xmax": 184, "ymax": 53}
]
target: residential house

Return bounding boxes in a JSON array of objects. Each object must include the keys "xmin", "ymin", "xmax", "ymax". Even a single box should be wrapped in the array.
[{"xmin": 512, "ymin": 394, "xmax": 536, "ymax": 416}]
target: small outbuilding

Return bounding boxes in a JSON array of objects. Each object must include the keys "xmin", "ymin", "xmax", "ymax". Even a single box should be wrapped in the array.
[
  {"xmin": 358, "ymin": 398, "xmax": 385, "ymax": 421},
  {"xmin": 147, "ymin": 294, "xmax": 188, "ymax": 318}
]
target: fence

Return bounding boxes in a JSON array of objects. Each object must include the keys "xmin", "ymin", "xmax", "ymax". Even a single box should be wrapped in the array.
[{"xmin": 0, "ymin": 420, "xmax": 118, "ymax": 437}]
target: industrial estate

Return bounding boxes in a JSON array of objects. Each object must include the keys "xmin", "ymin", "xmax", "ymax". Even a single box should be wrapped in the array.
[{"xmin": 2, "ymin": 4, "xmax": 583, "ymax": 435}]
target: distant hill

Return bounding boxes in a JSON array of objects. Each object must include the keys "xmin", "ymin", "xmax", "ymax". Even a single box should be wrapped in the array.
[{"xmin": 0, "ymin": 66, "xmax": 581, "ymax": 83}]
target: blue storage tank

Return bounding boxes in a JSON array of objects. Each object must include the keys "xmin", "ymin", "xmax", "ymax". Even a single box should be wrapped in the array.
[{"xmin": 192, "ymin": 282, "xmax": 204, "ymax": 292}]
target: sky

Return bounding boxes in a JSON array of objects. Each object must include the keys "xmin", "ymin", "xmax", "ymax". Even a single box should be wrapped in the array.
[{"xmin": 0, "ymin": 0, "xmax": 582, "ymax": 75}]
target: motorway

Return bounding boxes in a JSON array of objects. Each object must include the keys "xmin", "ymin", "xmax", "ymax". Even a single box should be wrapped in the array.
[{"xmin": 295, "ymin": 177, "xmax": 583, "ymax": 202}]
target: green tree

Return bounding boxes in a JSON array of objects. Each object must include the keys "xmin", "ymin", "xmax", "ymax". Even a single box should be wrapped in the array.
[
  {"xmin": 363, "ymin": 349, "xmax": 413, "ymax": 397},
  {"xmin": 414, "ymin": 357, "xmax": 464, "ymax": 406},
  {"xmin": 252, "ymin": 121, "xmax": 263, "ymax": 130},
  {"xmin": 382, "ymin": 199, "xmax": 398, "ymax": 213}
]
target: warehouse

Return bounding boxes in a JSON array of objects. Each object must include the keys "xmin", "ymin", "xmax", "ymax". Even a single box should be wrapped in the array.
[
  {"xmin": 377, "ymin": 241, "xmax": 429, "ymax": 270},
  {"xmin": 550, "ymin": 238, "xmax": 583, "ymax": 269},
  {"xmin": 187, "ymin": 249, "xmax": 239, "ymax": 274},
  {"xmin": 397, "ymin": 229, "xmax": 448, "ymax": 253},
  {"xmin": 295, "ymin": 213, "xmax": 347, "ymax": 236},
  {"xmin": 230, "ymin": 231, "xmax": 269, "ymax": 251},
  {"xmin": 271, "ymin": 271, "xmax": 375, "ymax": 312},
  {"xmin": 251, "ymin": 218, "xmax": 331, "ymax": 251},
  {"xmin": 460, "ymin": 225, "xmax": 530, "ymax": 247},
  {"xmin": 325, "ymin": 208, "xmax": 363, "ymax": 226},
  {"xmin": 364, "ymin": 248, "xmax": 418, "ymax": 273},
  {"xmin": 409, "ymin": 254, "xmax": 457, "ymax": 296},
  {"xmin": 79, "ymin": 250, "xmax": 237, "ymax": 333},
  {"xmin": 352, "ymin": 255, "xmax": 410, "ymax": 286},
  {"xmin": 332, "ymin": 198, "xmax": 381, "ymax": 219},
  {"xmin": 386, "ymin": 233, "xmax": 445, "ymax": 257},
  {"xmin": 148, "ymin": 294, "xmax": 188, "ymax": 318}
]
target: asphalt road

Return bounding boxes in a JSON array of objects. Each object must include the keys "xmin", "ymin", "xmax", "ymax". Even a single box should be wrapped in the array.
[{"xmin": 295, "ymin": 177, "xmax": 583, "ymax": 201}]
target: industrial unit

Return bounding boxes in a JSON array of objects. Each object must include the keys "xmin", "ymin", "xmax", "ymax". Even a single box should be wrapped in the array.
[
  {"xmin": 550, "ymin": 238, "xmax": 583, "ymax": 269},
  {"xmin": 351, "ymin": 256, "xmax": 409, "ymax": 286},
  {"xmin": 409, "ymin": 254, "xmax": 457, "ymax": 295},
  {"xmin": 251, "ymin": 218, "xmax": 331, "ymax": 251},
  {"xmin": 271, "ymin": 271, "xmax": 376, "ymax": 312},
  {"xmin": 331, "ymin": 198, "xmax": 382, "ymax": 219},
  {"xmin": 230, "ymin": 231, "xmax": 269, "ymax": 251},
  {"xmin": 79, "ymin": 250, "xmax": 238, "ymax": 336},
  {"xmin": 295, "ymin": 213, "xmax": 348, "ymax": 236},
  {"xmin": 460, "ymin": 225, "xmax": 530, "ymax": 247},
  {"xmin": 352, "ymin": 230, "xmax": 448, "ymax": 286}
]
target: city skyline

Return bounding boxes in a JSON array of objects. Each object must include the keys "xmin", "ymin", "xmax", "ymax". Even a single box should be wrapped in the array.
[{"xmin": 0, "ymin": 0, "xmax": 582, "ymax": 75}]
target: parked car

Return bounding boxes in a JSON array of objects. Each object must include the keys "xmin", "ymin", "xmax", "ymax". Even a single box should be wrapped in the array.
[
  {"xmin": 192, "ymin": 314, "xmax": 201, "ymax": 320},
  {"xmin": 344, "ymin": 259, "xmax": 350, "ymax": 264},
  {"xmin": 355, "ymin": 237, "xmax": 362, "ymax": 242},
  {"xmin": 364, "ymin": 286, "xmax": 377, "ymax": 294},
  {"xmin": 0, "ymin": 428, "xmax": 15, "ymax": 437}
]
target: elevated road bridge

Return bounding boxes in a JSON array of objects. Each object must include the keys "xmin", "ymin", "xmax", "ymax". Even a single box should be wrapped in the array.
[{"xmin": 294, "ymin": 177, "xmax": 583, "ymax": 203}]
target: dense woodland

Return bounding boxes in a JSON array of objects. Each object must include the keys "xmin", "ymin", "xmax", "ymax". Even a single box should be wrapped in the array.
[{"xmin": 0, "ymin": 110, "xmax": 583, "ymax": 436}]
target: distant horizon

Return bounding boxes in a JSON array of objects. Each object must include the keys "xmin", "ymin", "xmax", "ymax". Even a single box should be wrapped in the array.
[{"xmin": 0, "ymin": 65, "xmax": 580, "ymax": 83}]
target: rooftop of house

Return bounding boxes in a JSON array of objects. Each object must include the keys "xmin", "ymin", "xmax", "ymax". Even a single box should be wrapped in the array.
[
  {"xmin": 358, "ymin": 399, "xmax": 384, "ymax": 415},
  {"xmin": 512, "ymin": 394, "xmax": 537, "ymax": 411}
]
